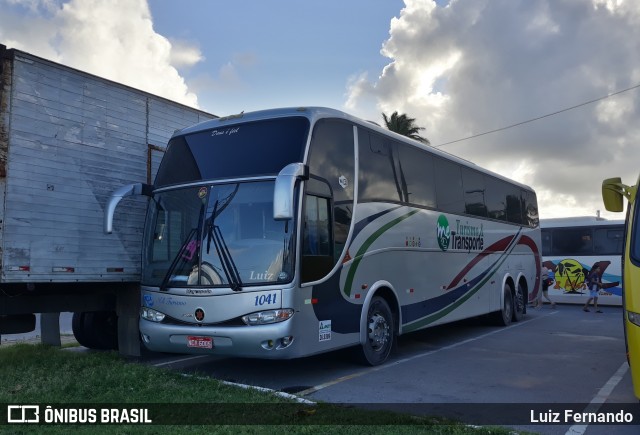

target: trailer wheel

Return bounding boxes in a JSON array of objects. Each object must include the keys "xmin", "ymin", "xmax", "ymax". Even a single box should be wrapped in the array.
[
  {"xmin": 72, "ymin": 311, "xmax": 118, "ymax": 350},
  {"xmin": 358, "ymin": 296, "xmax": 395, "ymax": 366},
  {"xmin": 72, "ymin": 312, "xmax": 90, "ymax": 347},
  {"xmin": 492, "ymin": 284, "xmax": 514, "ymax": 326}
]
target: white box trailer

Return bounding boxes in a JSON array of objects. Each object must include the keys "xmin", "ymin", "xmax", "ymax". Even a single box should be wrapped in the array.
[{"xmin": 0, "ymin": 44, "xmax": 216, "ymax": 355}]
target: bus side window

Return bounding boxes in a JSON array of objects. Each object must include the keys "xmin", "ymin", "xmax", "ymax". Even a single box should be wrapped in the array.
[
  {"xmin": 434, "ymin": 158, "xmax": 464, "ymax": 214},
  {"xmin": 552, "ymin": 228, "xmax": 592, "ymax": 256},
  {"xmin": 301, "ymin": 194, "xmax": 334, "ymax": 283},
  {"xmin": 541, "ymin": 229, "xmax": 552, "ymax": 256},
  {"xmin": 593, "ymin": 227, "xmax": 624, "ymax": 255}
]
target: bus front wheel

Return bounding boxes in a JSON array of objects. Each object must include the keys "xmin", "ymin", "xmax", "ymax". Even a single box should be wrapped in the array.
[{"xmin": 358, "ymin": 296, "xmax": 395, "ymax": 366}]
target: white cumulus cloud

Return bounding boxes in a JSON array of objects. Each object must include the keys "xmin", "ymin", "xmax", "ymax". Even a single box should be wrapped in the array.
[
  {"xmin": 0, "ymin": 0, "xmax": 201, "ymax": 107},
  {"xmin": 347, "ymin": 0, "xmax": 640, "ymax": 219}
]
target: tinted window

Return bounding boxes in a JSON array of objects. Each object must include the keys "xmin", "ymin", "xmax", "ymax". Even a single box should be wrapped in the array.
[
  {"xmin": 155, "ymin": 117, "xmax": 309, "ymax": 187},
  {"xmin": 485, "ymin": 176, "xmax": 522, "ymax": 223},
  {"xmin": 505, "ymin": 189, "xmax": 524, "ymax": 224},
  {"xmin": 434, "ymin": 159, "xmax": 464, "ymax": 214},
  {"xmin": 303, "ymin": 195, "xmax": 331, "ymax": 256},
  {"xmin": 397, "ymin": 144, "xmax": 436, "ymax": 208},
  {"xmin": 358, "ymin": 131, "xmax": 402, "ymax": 203},
  {"xmin": 305, "ymin": 118, "xmax": 355, "ymax": 278},
  {"xmin": 593, "ymin": 227, "xmax": 624, "ymax": 255},
  {"xmin": 357, "ymin": 126, "xmax": 537, "ymax": 227},
  {"xmin": 541, "ymin": 229, "xmax": 552, "ymax": 256},
  {"xmin": 551, "ymin": 228, "xmax": 592, "ymax": 256},
  {"xmin": 524, "ymin": 190, "xmax": 539, "ymax": 227},
  {"xmin": 544, "ymin": 225, "xmax": 623, "ymax": 256},
  {"xmin": 461, "ymin": 168, "xmax": 487, "ymax": 217}
]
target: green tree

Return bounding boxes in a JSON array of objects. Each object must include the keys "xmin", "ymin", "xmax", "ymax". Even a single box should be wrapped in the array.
[{"xmin": 382, "ymin": 111, "xmax": 430, "ymax": 145}]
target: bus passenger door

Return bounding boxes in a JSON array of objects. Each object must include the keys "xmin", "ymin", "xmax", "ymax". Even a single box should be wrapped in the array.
[{"xmin": 301, "ymin": 191, "xmax": 333, "ymax": 282}]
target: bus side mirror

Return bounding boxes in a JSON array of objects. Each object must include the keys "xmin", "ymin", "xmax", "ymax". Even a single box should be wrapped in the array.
[
  {"xmin": 104, "ymin": 183, "xmax": 152, "ymax": 234},
  {"xmin": 274, "ymin": 163, "xmax": 309, "ymax": 220},
  {"xmin": 602, "ymin": 177, "xmax": 634, "ymax": 213}
]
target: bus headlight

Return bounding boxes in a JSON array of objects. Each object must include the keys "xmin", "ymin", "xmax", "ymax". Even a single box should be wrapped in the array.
[
  {"xmin": 141, "ymin": 307, "xmax": 166, "ymax": 322},
  {"xmin": 628, "ymin": 311, "xmax": 640, "ymax": 327},
  {"xmin": 242, "ymin": 309, "xmax": 294, "ymax": 326}
]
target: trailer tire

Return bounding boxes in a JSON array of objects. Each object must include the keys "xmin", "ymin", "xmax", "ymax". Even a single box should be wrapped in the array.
[
  {"xmin": 72, "ymin": 312, "xmax": 90, "ymax": 348},
  {"xmin": 72, "ymin": 311, "xmax": 119, "ymax": 350}
]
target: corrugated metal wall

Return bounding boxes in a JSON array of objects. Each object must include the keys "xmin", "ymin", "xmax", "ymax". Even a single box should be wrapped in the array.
[{"xmin": 1, "ymin": 50, "xmax": 215, "ymax": 283}]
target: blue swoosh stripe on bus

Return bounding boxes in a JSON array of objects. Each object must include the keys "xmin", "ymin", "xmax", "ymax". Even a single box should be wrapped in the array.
[
  {"xmin": 401, "ymin": 232, "xmax": 522, "ymax": 331},
  {"xmin": 350, "ymin": 205, "xmax": 404, "ymax": 241}
]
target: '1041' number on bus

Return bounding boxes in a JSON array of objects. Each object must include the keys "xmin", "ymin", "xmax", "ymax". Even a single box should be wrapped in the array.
[{"xmin": 255, "ymin": 293, "xmax": 277, "ymax": 306}]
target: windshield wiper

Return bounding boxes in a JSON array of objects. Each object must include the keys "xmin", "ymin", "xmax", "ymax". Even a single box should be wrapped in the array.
[
  {"xmin": 212, "ymin": 225, "xmax": 243, "ymax": 292},
  {"xmin": 159, "ymin": 227, "xmax": 198, "ymax": 292},
  {"xmin": 206, "ymin": 200, "xmax": 243, "ymax": 292}
]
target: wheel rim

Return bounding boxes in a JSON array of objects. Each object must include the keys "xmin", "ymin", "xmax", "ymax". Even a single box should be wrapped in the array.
[
  {"xmin": 504, "ymin": 291, "xmax": 513, "ymax": 319},
  {"xmin": 368, "ymin": 312, "xmax": 390, "ymax": 352},
  {"xmin": 515, "ymin": 286, "xmax": 524, "ymax": 313}
]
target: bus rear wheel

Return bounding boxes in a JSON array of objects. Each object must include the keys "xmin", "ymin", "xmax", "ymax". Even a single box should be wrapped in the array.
[
  {"xmin": 358, "ymin": 296, "xmax": 394, "ymax": 366},
  {"xmin": 513, "ymin": 281, "xmax": 526, "ymax": 322},
  {"xmin": 492, "ymin": 284, "xmax": 514, "ymax": 326}
]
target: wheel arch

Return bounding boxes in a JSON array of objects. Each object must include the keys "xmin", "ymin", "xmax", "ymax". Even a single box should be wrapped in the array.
[
  {"xmin": 359, "ymin": 281, "xmax": 400, "ymax": 345},
  {"xmin": 502, "ymin": 274, "xmax": 516, "ymax": 301}
]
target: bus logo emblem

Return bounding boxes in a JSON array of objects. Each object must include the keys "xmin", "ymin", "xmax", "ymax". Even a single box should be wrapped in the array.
[
  {"xmin": 195, "ymin": 308, "xmax": 205, "ymax": 322},
  {"xmin": 437, "ymin": 215, "xmax": 451, "ymax": 251}
]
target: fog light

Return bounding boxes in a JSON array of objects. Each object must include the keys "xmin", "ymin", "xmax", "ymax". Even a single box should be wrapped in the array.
[
  {"xmin": 279, "ymin": 336, "xmax": 293, "ymax": 348},
  {"xmin": 261, "ymin": 340, "xmax": 275, "ymax": 350},
  {"xmin": 141, "ymin": 334, "xmax": 150, "ymax": 343}
]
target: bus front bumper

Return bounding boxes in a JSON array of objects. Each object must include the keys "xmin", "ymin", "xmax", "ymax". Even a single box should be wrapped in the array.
[{"xmin": 139, "ymin": 318, "xmax": 299, "ymax": 359}]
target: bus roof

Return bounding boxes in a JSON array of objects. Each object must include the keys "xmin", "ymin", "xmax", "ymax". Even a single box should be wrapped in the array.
[
  {"xmin": 541, "ymin": 216, "xmax": 625, "ymax": 228},
  {"xmin": 174, "ymin": 106, "xmax": 536, "ymax": 193}
]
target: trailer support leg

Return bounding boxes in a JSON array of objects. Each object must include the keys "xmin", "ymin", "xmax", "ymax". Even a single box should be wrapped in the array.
[
  {"xmin": 40, "ymin": 312, "xmax": 61, "ymax": 346},
  {"xmin": 117, "ymin": 284, "xmax": 141, "ymax": 357}
]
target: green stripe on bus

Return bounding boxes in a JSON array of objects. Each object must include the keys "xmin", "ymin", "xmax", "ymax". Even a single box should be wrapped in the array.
[{"xmin": 344, "ymin": 209, "xmax": 420, "ymax": 297}]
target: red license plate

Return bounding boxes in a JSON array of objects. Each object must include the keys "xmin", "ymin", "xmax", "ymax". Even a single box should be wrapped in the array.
[{"xmin": 187, "ymin": 336, "xmax": 213, "ymax": 349}]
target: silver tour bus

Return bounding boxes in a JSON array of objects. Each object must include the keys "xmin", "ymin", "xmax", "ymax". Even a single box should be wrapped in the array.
[{"xmin": 105, "ymin": 107, "xmax": 541, "ymax": 365}]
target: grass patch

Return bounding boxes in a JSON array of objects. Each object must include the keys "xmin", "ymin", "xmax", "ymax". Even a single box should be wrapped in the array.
[{"xmin": 0, "ymin": 344, "xmax": 524, "ymax": 434}]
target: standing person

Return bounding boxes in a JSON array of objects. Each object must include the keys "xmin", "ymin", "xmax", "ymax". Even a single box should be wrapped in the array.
[
  {"xmin": 583, "ymin": 264, "xmax": 603, "ymax": 313},
  {"xmin": 537, "ymin": 264, "xmax": 556, "ymax": 309}
]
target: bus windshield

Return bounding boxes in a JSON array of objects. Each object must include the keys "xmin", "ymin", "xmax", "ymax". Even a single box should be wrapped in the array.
[{"xmin": 142, "ymin": 181, "xmax": 295, "ymax": 288}]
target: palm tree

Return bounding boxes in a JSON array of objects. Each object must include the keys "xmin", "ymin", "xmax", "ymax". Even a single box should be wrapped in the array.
[{"xmin": 382, "ymin": 111, "xmax": 430, "ymax": 145}]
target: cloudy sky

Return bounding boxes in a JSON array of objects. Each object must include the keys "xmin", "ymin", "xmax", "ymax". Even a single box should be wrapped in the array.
[{"xmin": 1, "ymin": 0, "xmax": 638, "ymax": 220}]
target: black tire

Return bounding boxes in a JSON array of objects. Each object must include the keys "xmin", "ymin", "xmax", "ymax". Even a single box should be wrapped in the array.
[
  {"xmin": 72, "ymin": 312, "xmax": 90, "ymax": 347},
  {"xmin": 513, "ymin": 281, "xmax": 526, "ymax": 322},
  {"xmin": 492, "ymin": 284, "xmax": 514, "ymax": 326},
  {"xmin": 358, "ymin": 296, "xmax": 395, "ymax": 366},
  {"xmin": 72, "ymin": 311, "xmax": 119, "ymax": 350}
]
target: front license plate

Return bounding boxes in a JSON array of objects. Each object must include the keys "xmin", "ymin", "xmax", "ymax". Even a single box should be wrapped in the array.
[{"xmin": 187, "ymin": 336, "xmax": 213, "ymax": 349}]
